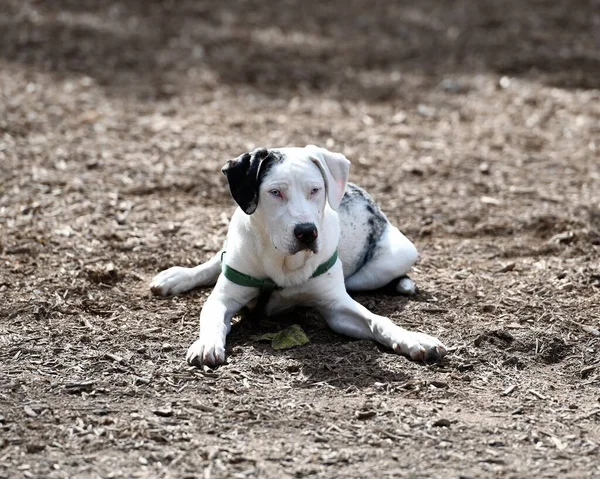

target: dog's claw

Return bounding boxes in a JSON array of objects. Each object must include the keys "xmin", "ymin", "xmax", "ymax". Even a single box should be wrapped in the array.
[
  {"xmin": 186, "ymin": 338, "xmax": 226, "ymax": 368},
  {"xmin": 424, "ymin": 346, "xmax": 442, "ymax": 364},
  {"xmin": 186, "ymin": 353, "xmax": 202, "ymax": 368},
  {"xmin": 150, "ymin": 267, "xmax": 193, "ymax": 297},
  {"xmin": 393, "ymin": 333, "xmax": 447, "ymax": 364}
]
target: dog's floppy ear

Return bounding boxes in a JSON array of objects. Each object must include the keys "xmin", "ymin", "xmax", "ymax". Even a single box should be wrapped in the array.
[
  {"xmin": 221, "ymin": 147, "xmax": 273, "ymax": 215},
  {"xmin": 306, "ymin": 145, "xmax": 350, "ymax": 211}
]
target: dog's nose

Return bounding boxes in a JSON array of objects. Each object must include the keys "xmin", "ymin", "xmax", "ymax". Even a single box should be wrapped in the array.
[{"xmin": 294, "ymin": 223, "xmax": 318, "ymax": 246}]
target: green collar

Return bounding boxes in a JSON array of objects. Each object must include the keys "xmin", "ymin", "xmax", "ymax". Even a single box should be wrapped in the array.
[{"xmin": 221, "ymin": 249, "xmax": 338, "ymax": 292}]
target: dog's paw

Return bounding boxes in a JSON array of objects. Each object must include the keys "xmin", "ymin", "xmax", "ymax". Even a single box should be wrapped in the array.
[
  {"xmin": 186, "ymin": 338, "xmax": 226, "ymax": 368},
  {"xmin": 150, "ymin": 267, "xmax": 193, "ymax": 296},
  {"xmin": 392, "ymin": 331, "xmax": 447, "ymax": 364},
  {"xmin": 395, "ymin": 276, "xmax": 416, "ymax": 295}
]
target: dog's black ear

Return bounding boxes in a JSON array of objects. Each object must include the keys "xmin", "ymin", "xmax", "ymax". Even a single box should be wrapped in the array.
[{"xmin": 222, "ymin": 148, "xmax": 273, "ymax": 215}]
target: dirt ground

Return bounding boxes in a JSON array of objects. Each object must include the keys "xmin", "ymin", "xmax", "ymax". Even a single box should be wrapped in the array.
[{"xmin": 1, "ymin": 0, "xmax": 599, "ymax": 477}]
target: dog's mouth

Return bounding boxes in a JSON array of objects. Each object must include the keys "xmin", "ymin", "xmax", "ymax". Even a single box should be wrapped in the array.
[
  {"xmin": 287, "ymin": 246, "xmax": 318, "ymax": 256},
  {"xmin": 272, "ymin": 233, "xmax": 319, "ymax": 256},
  {"xmin": 282, "ymin": 241, "xmax": 319, "ymax": 256},
  {"xmin": 300, "ymin": 243, "xmax": 319, "ymax": 255}
]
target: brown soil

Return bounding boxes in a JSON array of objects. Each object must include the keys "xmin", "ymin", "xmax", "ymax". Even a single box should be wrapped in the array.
[{"xmin": 1, "ymin": 1, "xmax": 599, "ymax": 477}]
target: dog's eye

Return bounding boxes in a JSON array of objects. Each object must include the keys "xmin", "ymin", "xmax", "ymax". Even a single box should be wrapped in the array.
[
  {"xmin": 269, "ymin": 189, "xmax": 281, "ymax": 198},
  {"xmin": 310, "ymin": 187, "xmax": 321, "ymax": 196}
]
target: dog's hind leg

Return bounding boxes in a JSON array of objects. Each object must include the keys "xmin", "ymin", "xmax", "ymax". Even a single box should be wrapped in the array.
[
  {"xmin": 344, "ymin": 225, "xmax": 419, "ymax": 295},
  {"xmin": 150, "ymin": 252, "xmax": 221, "ymax": 296}
]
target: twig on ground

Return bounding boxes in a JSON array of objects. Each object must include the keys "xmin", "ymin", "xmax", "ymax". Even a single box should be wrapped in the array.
[
  {"xmin": 501, "ymin": 385, "xmax": 518, "ymax": 396},
  {"xmin": 528, "ymin": 389, "xmax": 547, "ymax": 400}
]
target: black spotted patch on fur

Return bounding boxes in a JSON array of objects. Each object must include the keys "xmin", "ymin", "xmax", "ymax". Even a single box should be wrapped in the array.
[
  {"xmin": 340, "ymin": 183, "xmax": 387, "ymax": 272},
  {"xmin": 339, "ymin": 182, "xmax": 365, "ymax": 210}
]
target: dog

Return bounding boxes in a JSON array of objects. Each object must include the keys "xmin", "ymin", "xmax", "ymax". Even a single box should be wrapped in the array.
[{"xmin": 150, "ymin": 145, "xmax": 447, "ymax": 367}]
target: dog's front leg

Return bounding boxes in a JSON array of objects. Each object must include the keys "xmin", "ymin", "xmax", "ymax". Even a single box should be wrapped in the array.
[
  {"xmin": 186, "ymin": 277, "xmax": 258, "ymax": 367},
  {"xmin": 317, "ymin": 289, "xmax": 447, "ymax": 364}
]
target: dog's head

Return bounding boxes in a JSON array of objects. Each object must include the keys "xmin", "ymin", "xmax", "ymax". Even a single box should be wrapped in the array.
[{"xmin": 222, "ymin": 145, "xmax": 350, "ymax": 255}]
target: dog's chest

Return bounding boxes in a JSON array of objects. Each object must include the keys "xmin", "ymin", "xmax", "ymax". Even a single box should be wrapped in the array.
[{"xmin": 262, "ymin": 252, "xmax": 321, "ymax": 288}]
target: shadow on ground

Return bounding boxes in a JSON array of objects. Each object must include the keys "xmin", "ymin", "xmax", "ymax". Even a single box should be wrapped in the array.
[{"xmin": 224, "ymin": 294, "xmax": 441, "ymax": 389}]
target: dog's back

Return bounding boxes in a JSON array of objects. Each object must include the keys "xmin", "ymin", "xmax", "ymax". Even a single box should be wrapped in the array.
[{"xmin": 337, "ymin": 183, "xmax": 389, "ymax": 278}]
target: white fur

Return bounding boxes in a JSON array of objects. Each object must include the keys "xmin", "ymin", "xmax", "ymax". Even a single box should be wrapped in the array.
[{"xmin": 150, "ymin": 146, "xmax": 447, "ymax": 367}]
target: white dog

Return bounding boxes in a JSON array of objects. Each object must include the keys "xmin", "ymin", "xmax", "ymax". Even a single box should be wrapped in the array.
[{"xmin": 150, "ymin": 145, "xmax": 447, "ymax": 367}]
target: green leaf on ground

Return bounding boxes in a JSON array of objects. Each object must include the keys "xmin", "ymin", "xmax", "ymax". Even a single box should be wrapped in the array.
[
  {"xmin": 271, "ymin": 324, "xmax": 310, "ymax": 350},
  {"xmin": 253, "ymin": 332, "xmax": 277, "ymax": 342}
]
